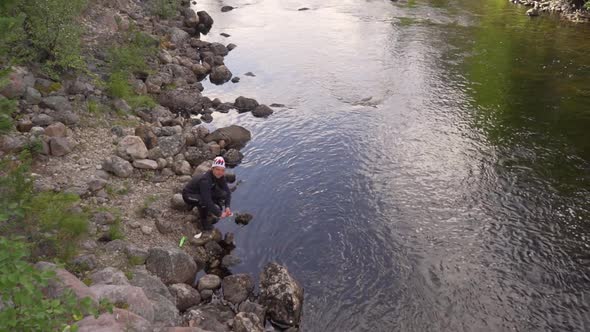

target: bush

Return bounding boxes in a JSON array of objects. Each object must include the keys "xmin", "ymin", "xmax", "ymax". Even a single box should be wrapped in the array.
[
  {"xmin": 0, "ymin": 154, "xmax": 89, "ymax": 261},
  {"xmin": 0, "ymin": 237, "xmax": 97, "ymax": 331},
  {"xmin": 149, "ymin": 0, "xmax": 180, "ymax": 19},
  {"xmin": 107, "ymin": 28, "xmax": 158, "ymax": 109},
  {"xmin": 0, "ymin": 0, "xmax": 88, "ymax": 76}
]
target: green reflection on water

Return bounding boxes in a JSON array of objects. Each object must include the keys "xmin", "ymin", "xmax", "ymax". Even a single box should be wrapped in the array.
[{"xmin": 459, "ymin": 0, "xmax": 590, "ymax": 192}]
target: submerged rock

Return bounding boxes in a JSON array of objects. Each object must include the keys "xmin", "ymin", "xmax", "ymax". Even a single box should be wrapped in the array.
[{"xmin": 259, "ymin": 263, "xmax": 304, "ymax": 328}]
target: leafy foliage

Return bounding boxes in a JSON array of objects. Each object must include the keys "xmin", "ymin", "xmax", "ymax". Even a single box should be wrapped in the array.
[
  {"xmin": 149, "ymin": 0, "xmax": 180, "ymax": 19},
  {"xmin": 0, "ymin": 237, "xmax": 97, "ymax": 331}
]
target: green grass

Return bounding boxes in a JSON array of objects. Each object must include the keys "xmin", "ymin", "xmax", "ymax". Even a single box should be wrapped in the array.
[
  {"xmin": 149, "ymin": 0, "xmax": 180, "ymax": 19},
  {"xmin": 87, "ymin": 99, "xmax": 112, "ymax": 114}
]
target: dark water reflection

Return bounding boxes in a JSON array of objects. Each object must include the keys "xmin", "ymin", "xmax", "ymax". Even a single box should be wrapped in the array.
[{"xmin": 192, "ymin": 0, "xmax": 590, "ymax": 330}]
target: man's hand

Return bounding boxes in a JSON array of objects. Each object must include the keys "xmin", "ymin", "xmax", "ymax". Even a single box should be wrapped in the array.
[{"xmin": 221, "ymin": 208, "xmax": 232, "ymax": 218}]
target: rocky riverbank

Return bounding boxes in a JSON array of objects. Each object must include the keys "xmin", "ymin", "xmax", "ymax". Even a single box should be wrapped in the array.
[
  {"xmin": 510, "ymin": 0, "xmax": 590, "ymax": 21},
  {"xmin": 0, "ymin": 0, "xmax": 301, "ymax": 331}
]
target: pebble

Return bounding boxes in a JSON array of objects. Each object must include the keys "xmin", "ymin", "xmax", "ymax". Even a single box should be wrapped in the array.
[{"xmin": 141, "ymin": 226, "xmax": 153, "ymax": 235}]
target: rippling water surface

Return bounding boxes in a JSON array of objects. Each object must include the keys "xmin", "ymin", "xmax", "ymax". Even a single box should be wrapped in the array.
[{"xmin": 192, "ymin": 0, "xmax": 590, "ymax": 330}]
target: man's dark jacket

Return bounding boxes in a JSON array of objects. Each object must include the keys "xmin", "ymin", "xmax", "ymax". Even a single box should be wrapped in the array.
[{"xmin": 182, "ymin": 170, "xmax": 231, "ymax": 216}]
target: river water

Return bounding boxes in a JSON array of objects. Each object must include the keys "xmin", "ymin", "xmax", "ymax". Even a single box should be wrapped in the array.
[{"xmin": 192, "ymin": 0, "xmax": 590, "ymax": 330}]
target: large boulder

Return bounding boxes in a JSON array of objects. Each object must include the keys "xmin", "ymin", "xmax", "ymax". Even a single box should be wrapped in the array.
[
  {"xmin": 169, "ymin": 283, "xmax": 201, "ymax": 311},
  {"xmin": 44, "ymin": 122, "xmax": 67, "ymax": 137},
  {"xmin": 196, "ymin": 11, "xmax": 214, "ymax": 34},
  {"xmin": 90, "ymin": 284, "xmax": 155, "ymax": 322},
  {"xmin": 234, "ymin": 96, "xmax": 259, "ymax": 113},
  {"xmin": 223, "ymin": 148, "xmax": 243, "ymax": 166},
  {"xmin": 209, "ymin": 43, "xmax": 229, "ymax": 57},
  {"xmin": 238, "ymin": 301, "xmax": 266, "ymax": 325},
  {"xmin": 222, "ymin": 274, "xmax": 254, "ymax": 305},
  {"xmin": 203, "ymin": 125, "xmax": 251, "ymax": 149},
  {"xmin": 77, "ymin": 308, "xmax": 152, "ymax": 332},
  {"xmin": 158, "ymin": 89, "xmax": 202, "ymax": 114},
  {"xmin": 116, "ymin": 135, "xmax": 148, "ymax": 161},
  {"xmin": 259, "ymin": 263, "xmax": 303, "ymax": 327},
  {"xmin": 40, "ymin": 95, "xmax": 73, "ymax": 113},
  {"xmin": 158, "ymin": 134, "xmax": 186, "ymax": 158},
  {"xmin": 185, "ymin": 146, "xmax": 214, "ymax": 166},
  {"xmin": 35, "ymin": 262, "xmax": 98, "ymax": 305},
  {"xmin": 170, "ymin": 27, "xmax": 190, "ymax": 45},
  {"xmin": 146, "ymin": 247, "xmax": 197, "ymax": 285},
  {"xmin": 102, "ymin": 155, "xmax": 134, "ymax": 178},
  {"xmin": 90, "ymin": 267, "xmax": 130, "ymax": 286},
  {"xmin": 49, "ymin": 137, "xmax": 75, "ymax": 156},
  {"xmin": 252, "ymin": 105, "xmax": 274, "ymax": 118},
  {"xmin": 129, "ymin": 267, "xmax": 175, "ymax": 303},
  {"xmin": 0, "ymin": 67, "xmax": 35, "ymax": 98},
  {"xmin": 209, "ymin": 65, "xmax": 232, "ymax": 85},
  {"xmin": 146, "ymin": 71, "xmax": 173, "ymax": 94}
]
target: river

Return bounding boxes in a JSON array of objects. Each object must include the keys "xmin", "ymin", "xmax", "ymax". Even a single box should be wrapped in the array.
[{"xmin": 192, "ymin": 0, "xmax": 590, "ymax": 330}]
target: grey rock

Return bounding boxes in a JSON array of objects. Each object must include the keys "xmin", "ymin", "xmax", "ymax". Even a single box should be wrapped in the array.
[
  {"xmin": 244, "ymin": 72, "xmax": 255, "ymax": 77},
  {"xmin": 259, "ymin": 263, "xmax": 304, "ymax": 327},
  {"xmin": 238, "ymin": 301, "xmax": 266, "ymax": 326},
  {"xmin": 155, "ymin": 216, "xmax": 176, "ymax": 234},
  {"xmin": 141, "ymin": 226, "xmax": 153, "ymax": 235},
  {"xmin": 234, "ymin": 96, "xmax": 259, "ymax": 113},
  {"xmin": 172, "ymin": 160, "xmax": 192, "ymax": 175},
  {"xmin": 49, "ymin": 137, "xmax": 74, "ymax": 156},
  {"xmin": 209, "ymin": 43, "xmax": 229, "ymax": 57},
  {"xmin": 25, "ymin": 87, "xmax": 42, "ymax": 104},
  {"xmin": 234, "ymin": 312, "xmax": 264, "ymax": 332},
  {"xmin": 35, "ymin": 262, "xmax": 98, "ymax": 305},
  {"xmin": 158, "ymin": 89, "xmax": 201, "ymax": 113},
  {"xmin": 32, "ymin": 113, "xmax": 54, "ymax": 126},
  {"xmin": 197, "ymin": 274, "xmax": 221, "ymax": 291},
  {"xmin": 147, "ymin": 146, "xmax": 164, "ymax": 160},
  {"xmin": 104, "ymin": 239, "xmax": 128, "ymax": 252},
  {"xmin": 92, "ymin": 211, "xmax": 116, "ymax": 225},
  {"xmin": 40, "ymin": 96, "xmax": 72, "ymax": 113},
  {"xmin": 113, "ymin": 99, "xmax": 131, "ymax": 113},
  {"xmin": 193, "ymin": 160, "xmax": 213, "ymax": 176},
  {"xmin": 77, "ymin": 308, "xmax": 152, "ymax": 332},
  {"xmin": 133, "ymin": 159, "xmax": 159, "ymax": 170},
  {"xmin": 200, "ymin": 289, "xmax": 213, "ymax": 302},
  {"xmin": 135, "ymin": 125, "xmax": 158, "ymax": 150},
  {"xmin": 204, "ymin": 241, "xmax": 224, "ymax": 260},
  {"xmin": 223, "ymin": 148, "xmax": 243, "ymax": 166},
  {"xmin": 221, "ymin": 5, "xmax": 234, "ymax": 12},
  {"xmin": 171, "ymin": 193, "xmax": 189, "ymax": 210},
  {"xmin": 185, "ymin": 146, "xmax": 214, "ymax": 166},
  {"xmin": 209, "ymin": 65, "xmax": 232, "ymax": 85},
  {"xmin": 125, "ymin": 245, "xmax": 148, "ymax": 265},
  {"xmin": 252, "ymin": 104, "xmax": 274, "ymax": 118},
  {"xmin": 221, "ymin": 254, "xmax": 241, "ymax": 268},
  {"xmin": 117, "ymin": 135, "xmax": 149, "ymax": 161},
  {"xmin": 30, "ymin": 126, "xmax": 45, "ymax": 136},
  {"xmin": 146, "ymin": 247, "xmax": 197, "ymax": 285},
  {"xmin": 222, "ymin": 274, "xmax": 254, "ymax": 305},
  {"xmin": 16, "ymin": 119, "xmax": 33, "ymax": 133},
  {"xmin": 196, "ymin": 11, "xmax": 214, "ymax": 34},
  {"xmin": 158, "ymin": 134, "xmax": 186, "ymax": 158},
  {"xmin": 88, "ymin": 178, "xmax": 107, "ymax": 193},
  {"xmin": 170, "ymin": 27, "xmax": 190, "ymax": 45},
  {"xmin": 90, "ymin": 267, "xmax": 130, "ymax": 286},
  {"xmin": 90, "ymin": 284, "xmax": 155, "ymax": 322},
  {"xmin": 0, "ymin": 67, "xmax": 35, "ymax": 98},
  {"xmin": 201, "ymin": 113, "xmax": 213, "ymax": 123},
  {"xmin": 224, "ymin": 173, "xmax": 236, "ymax": 183},
  {"xmin": 44, "ymin": 122, "xmax": 67, "ymax": 137},
  {"xmin": 71, "ymin": 254, "xmax": 97, "ymax": 271},
  {"xmin": 203, "ymin": 125, "xmax": 251, "ymax": 149},
  {"xmin": 130, "ymin": 266, "xmax": 175, "ymax": 303},
  {"xmin": 102, "ymin": 155, "xmax": 134, "ymax": 178},
  {"xmin": 227, "ymin": 43, "xmax": 237, "ymax": 51},
  {"xmin": 148, "ymin": 292, "xmax": 181, "ymax": 327},
  {"xmin": 184, "ymin": 303, "xmax": 234, "ymax": 331},
  {"xmin": 231, "ymin": 77, "xmax": 240, "ymax": 83},
  {"xmin": 169, "ymin": 283, "xmax": 201, "ymax": 311},
  {"xmin": 111, "ymin": 126, "xmax": 125, "ymax": 137},
  {"xmin": 235, "ymin": 213, "xmax": 253, "ymax": 226}
]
